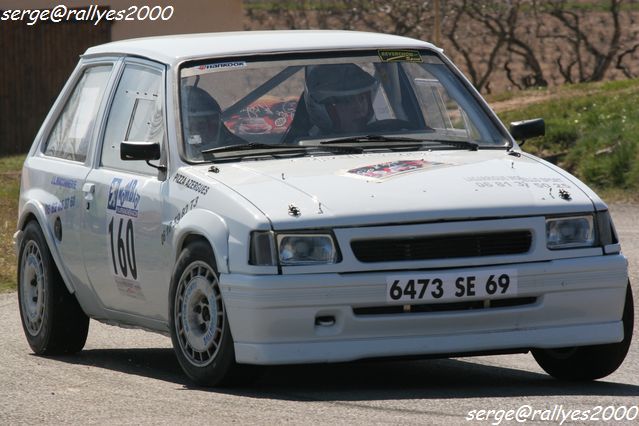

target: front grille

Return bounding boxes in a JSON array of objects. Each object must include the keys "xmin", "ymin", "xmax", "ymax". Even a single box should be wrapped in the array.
[
  {"xmin": 353, "ymin": 297, "xmax": 537, "ymax": 316},
  {"xmin": 350, "ymin": 231, "xmax": 532, "ymax": 263}
]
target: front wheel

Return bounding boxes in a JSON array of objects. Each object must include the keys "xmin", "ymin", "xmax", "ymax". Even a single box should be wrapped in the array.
[
  {"xmin": 18, "ymin": 221, "xmax": 89, "ymax": 355},
  {"xmin": 169, "ymin": 241, "xmax": 258, "ymax": 386},
  {"xmin": 532, "ymin": 282, "xmax": 634, "ymax": 381}
]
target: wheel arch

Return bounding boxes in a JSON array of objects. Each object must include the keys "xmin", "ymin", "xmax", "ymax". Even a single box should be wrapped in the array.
[
  {"xmin": 16, "ymin": 200, "xmax": 76, "ymax": 294},
  {"xmin": 171, "ymin": 209, "xmax": 229, "ymax": 274}
]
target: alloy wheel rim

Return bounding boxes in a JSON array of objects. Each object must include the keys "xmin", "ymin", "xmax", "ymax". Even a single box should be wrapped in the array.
[
  {"xmin": 20, "ymin": 241, "xmax": 46, "ymax": 336},
  {"xmin": 175, "ymin": 261, "xmax": 224, "ymax": 367}
]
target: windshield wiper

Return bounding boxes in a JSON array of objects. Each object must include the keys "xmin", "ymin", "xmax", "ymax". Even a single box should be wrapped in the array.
[
  {"xmin": 202, "ymin": 143, "xmax": 363, "ymax": 163},
  {"xmin": 202, "ymin": 143, "xmax": 290, "ymax": 155},
  {"xmin": 319, "ymin": 135, "xmax": 426, "ymax": 144},
  {"xmin": 429, "ymin": 139, "xmax": 479, "ymax": 151},
  {"xmin": 203, "ymin": 142, "xmax": 364, "ymax": 155},
  {"xmin": 319, "ymin": 134, "xmax": 479, "ymax": 151}
]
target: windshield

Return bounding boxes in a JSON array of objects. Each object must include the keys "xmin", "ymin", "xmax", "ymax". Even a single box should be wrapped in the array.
[{"xmin": 179, "ymin": 50, "xmax": 508, "ymax": 162}]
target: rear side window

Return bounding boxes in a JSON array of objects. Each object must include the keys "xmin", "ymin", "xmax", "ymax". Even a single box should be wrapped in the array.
[
  {"xmin": 44, "ymin": 65, "xmax": 112, "ymax": 162},
  {"xmin": 101, "ymin": 64, "xmax": 164, "ymax": 175}
]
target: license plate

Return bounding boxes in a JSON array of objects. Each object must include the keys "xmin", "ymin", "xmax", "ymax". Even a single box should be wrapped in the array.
[{"xmin": 385, "ymin": 270, "xmax": 518, "ymax": 303}]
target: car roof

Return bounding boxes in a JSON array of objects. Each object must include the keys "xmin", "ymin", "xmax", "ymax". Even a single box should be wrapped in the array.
[{"xmin": 83, "ymin": 30, "xmax": 437, "ymax": 66}]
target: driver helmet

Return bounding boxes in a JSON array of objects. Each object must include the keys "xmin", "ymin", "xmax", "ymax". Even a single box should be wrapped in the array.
[
  {"xmin": 304, "ymin": 64, "xmax": 379, "ymax": 132},
  {"xmin": 182, "ymin": 85, "xmax": 222, "ymax": 149}
]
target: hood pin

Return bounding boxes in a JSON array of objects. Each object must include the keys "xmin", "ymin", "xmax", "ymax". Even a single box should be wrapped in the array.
[{"xmin": 288, "ymin": 204, "xmax": 301, "ymax": 217}]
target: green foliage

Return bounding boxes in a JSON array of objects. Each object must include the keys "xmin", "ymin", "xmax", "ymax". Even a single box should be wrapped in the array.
[
  {"xmin": 0, "ymin": 281, "xmax": 15, "ymax": 294},
  {"xmin": 0, "ymin": 155, "xmax": 24, "ymax": 292},
  {"xmin": 497, "ymin": 79, "xmax": 639, "ymax": 192},
  {"xmin": 485, "ymin": 90, "xmax": 518, "ymax": 103},
  {"xmin": 0, "ymin": 155, "xmax": 25, "ymax": 172}
]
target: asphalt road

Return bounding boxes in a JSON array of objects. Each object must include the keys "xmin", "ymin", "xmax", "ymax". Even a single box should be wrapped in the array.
[{"xmin": 1, "ymin": 204, "xmax": 638, "ymax": 425}]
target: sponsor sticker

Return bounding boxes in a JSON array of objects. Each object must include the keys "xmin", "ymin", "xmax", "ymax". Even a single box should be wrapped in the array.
[
  {"xmin": 346, "ymin": 159, "xmax": 443, "ymax": 181},
  {"xmin": 183, "ymin": 61, "xmax": 247, "ymax": 77},
  {"xmin": 115, "ymin": 276, "xmax": 145, "ymax": 300},
  {"xmin": 107, "ymin": 177, "xmax": 140, "ymax": 218},
  {"xmin": 378, "ymin": 49, "xmax": 423, "ymax": 63},
  {"xmin": 106, "ymin": 177, "xmax": 140, "ymax": 284},
  {"xmin": 173, "ymin": 173, "xmax": 209, "ymax": 195},
  {"xmin": 464, "ymin": 175, "xmax": 574, "ymax": 190},
  {"xmin": 50, "ymin": 176, "xmax": 77, "ymax": 190},
  {"xmin": 161, "ymin": 196, "xmax": 199, "ymax": 245},
  {"xmin": 44, "ymin": 196, "xmax": 76, "ymax": 215}
]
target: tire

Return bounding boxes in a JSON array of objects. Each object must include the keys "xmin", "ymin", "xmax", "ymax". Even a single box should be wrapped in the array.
[
  {"xmin": 17, "ymin": 220, "xmax": 90, "ymax": 355},
  {"xmin": 532, "ymin": 282, "xmax": 634, "ymax": 381},
  {"xmin": 169, "ymin": 240, "xmax": 258, "ymax": 387}
]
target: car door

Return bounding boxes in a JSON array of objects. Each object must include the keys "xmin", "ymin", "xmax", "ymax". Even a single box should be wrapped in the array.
[
  {"xmin": 82, "ymin": 59, "xmax": 171, "ymax": 318},
  {"xmin": 35, "ymin": 63, "xmax": 114, "ymax": 300}
]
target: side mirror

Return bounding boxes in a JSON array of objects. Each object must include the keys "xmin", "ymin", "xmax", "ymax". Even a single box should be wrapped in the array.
[
  {"xmin": 509, "ymin": 118, "xmax": 545, "ymax": 145},
  {"xmin": 120, "ymin": 141, "xmax": 161, "ymax": 161}
]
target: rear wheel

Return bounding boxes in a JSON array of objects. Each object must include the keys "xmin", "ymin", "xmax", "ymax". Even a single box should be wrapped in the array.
[
  {"xmin": 532, "ymin": 282, "xmax": 634, "ymax": 381},
  {"xmin": 18, "ymin": 220, "xmax": 89, "ymax": 355},
  {"xmin": 169, "ymin": 241, "xmax": 258, "ymax": 386}
]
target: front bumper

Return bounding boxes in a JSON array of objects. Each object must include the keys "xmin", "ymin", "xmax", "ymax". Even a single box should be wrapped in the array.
[{"xmin": 220, "ymin": 255, "xmax": 628, "ymax": 365}]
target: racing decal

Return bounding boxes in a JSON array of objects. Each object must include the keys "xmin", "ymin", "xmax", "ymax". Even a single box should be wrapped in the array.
[
  {"xmin": 173, "ymin": 173, "xmax": 209, "ymax": 195},
  {"xmin": 199, "ymin": 61, "xmax": 247, "ymax": 72},
  {"xmin": 161, "ymin": 196, "xmax": 199, "ymax": 245},
  {"xmin": 44, "ymin": 196, "xmax": 76, "ymax": 215},
  {"xmin": 114, "ymin": 276, "xmax": 145, "ymax": 300},
  {"xmin": 346, "ymin": 159, "xmax": 444, "ymax": 181},
  {"xmin": 106, "ymin": 177, "xmax": 141, "ymax": 297},
  {"xmin": 108, "ymin": 215, "xmax": 138, "ymax": 280},
  {"xmin": 107, "ymin": 177, "xmax": 141, "ymax": 218},
  {"xmin": 378, "ymin": 49, "xmax": 423, "ymax": 63},
  {"xmin": 464, "ymin": 175, "xmax": 574, "ymax": 190},
  {"xmin": 50, "ymin": 176, "xmax": 77, "ymax": 190},
  {"xmin": 225, "ymin": 95, "xmax": 297, "ymax": 136},
  {"xmin": 182, "ymin": 61, "xmax": 247, "ymax": 77}
]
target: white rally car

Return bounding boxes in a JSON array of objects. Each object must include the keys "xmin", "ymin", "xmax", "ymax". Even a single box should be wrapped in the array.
[{"xmin": 15, "ymin": 31, "xmax": 632, "ymax": 386}]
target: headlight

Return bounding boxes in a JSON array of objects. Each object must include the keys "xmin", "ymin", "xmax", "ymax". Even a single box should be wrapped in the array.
[
  {"xmin": 277, "ymin": 234, "xmax": 338, "ymax": 265},
  {"xmin": 546, "ymin": 215, "xmax": 595, "ymax": 249},
  {"xmin": 249, "ymin": 231, "xmax": 339, "ymax": 266}
]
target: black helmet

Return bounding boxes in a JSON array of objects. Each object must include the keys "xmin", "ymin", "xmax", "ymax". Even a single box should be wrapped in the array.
[{"xmin": 304, "ymin": 64, "xmax": 378, "ymax": 131}]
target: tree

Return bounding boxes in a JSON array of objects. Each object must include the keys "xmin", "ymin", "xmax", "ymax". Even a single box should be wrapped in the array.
[
  {"xmin": 244, "ymin": 0, "xmax": 639, "ymax": 92},
  {"xmin": 542, "ymin": 0, "xmax": 623, "ymax": 83}
]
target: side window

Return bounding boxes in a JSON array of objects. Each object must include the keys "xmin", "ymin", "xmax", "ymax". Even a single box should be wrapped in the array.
[
  {"xmin": 405, "ymin": 64, "xmax": 479, "ymax": 139},
  {"xmin": 101, "ymin": 64, "xmax": 164, "ymax": 174},
  {"xmin": 44, "ymin": 65, "xmax": 112, "ymax": 162},
  {"xmin": 414, "ymin": 79, "xmax": 463, "ymax": 129}
]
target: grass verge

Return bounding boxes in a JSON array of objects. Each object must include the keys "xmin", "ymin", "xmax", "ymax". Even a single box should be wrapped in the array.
[
  {"xmin": 0, "ymin": 155, "xmax": 25, "ymax": 293},
  {"xmin": 492, "ymin": 79, "xmax": 639, "ymax": 199}
]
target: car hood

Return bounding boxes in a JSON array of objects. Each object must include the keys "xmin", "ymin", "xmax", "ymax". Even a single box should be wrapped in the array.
[{"xmin": 190, "ymin": 150, "xmax": 595, "ymax": 229}]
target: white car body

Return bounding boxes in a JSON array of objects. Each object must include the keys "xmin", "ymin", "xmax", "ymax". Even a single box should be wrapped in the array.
[{"xmin": 15, "ymin": 31, "xmax": 630, "ymax": 383}]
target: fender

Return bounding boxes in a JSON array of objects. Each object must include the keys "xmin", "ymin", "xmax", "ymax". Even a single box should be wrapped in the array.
[
  {"xmin": 170, "ymin": 208, "xmax": 230, "ymax": 274},
  {"xmin": 15, "ymin": 199, "xmax": 76, "ymax": 294},
  {"xmin": 522, "ymin": 152, "xmax": 608, "ymax": 212}
]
